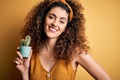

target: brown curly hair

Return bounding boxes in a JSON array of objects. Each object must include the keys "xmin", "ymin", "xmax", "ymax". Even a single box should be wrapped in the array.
[{"xmin": 21, "ymin": 0, "xmax": 89, "ymax": 62}]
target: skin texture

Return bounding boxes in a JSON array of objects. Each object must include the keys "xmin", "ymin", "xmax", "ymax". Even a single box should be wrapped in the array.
[
  {"xmin": 44, "ymin": 7, "xmax": 68, "ymax": 39},
  {"xmin": 14, "ymin": 0, "xmax": 111, "ymax": 80}
]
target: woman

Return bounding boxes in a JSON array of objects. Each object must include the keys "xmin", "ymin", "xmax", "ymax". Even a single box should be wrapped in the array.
[{"xmin": 14, "ymin": 0, "xmax": 111, "ymax": 80}]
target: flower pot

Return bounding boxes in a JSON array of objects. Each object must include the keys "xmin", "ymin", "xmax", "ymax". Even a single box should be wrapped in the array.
[{"xmin": 20, "ymin": 46, "xmax": 31, "ymax": 58}]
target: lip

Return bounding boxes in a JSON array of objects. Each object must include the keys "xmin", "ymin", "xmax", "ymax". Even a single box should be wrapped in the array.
[{"xmin": 49, "ymin": 26, "xmax": 58, "ymax": 33}]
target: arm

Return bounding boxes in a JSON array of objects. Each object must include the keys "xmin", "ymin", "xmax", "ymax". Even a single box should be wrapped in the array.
[{"xmin": 76, "ymin": 53, "xmax": 111, "ymax": 80}]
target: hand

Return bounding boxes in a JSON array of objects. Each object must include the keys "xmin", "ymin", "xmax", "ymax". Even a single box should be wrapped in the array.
[{"xmin": 14, "ymin": 48, "xmax": 32, "ymax": 75}]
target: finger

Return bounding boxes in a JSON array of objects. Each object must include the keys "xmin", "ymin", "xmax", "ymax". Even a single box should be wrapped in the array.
[
  {"xmin": 16, "ymin": 58, "xmax": 23, "ymax": 64},
  {"xmin": 14, "ymin": 60, "xmax": 20, "ymax": 65},
  {"xmin": 16, "ymin": 57, "xmax": 23, "ymax": 63},
  {"xmin": 17, "ymin": 51, "xmax": 23, "ymax": 59}
]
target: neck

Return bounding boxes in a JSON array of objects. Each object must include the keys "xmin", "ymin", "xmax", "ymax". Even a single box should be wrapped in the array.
[{"xmin": 44, "ymin": 38, "xmax": 57, "ymax": 53}]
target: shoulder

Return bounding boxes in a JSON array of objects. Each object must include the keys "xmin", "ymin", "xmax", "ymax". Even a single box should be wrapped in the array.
[
  {"xmin": 71, "ymin": 47, "xmax": 98, "ymax": 68},
  {"xmin": 70, "ymin": 46, "xmax": 87, "ymax": 65},
  {"xmin": 71, "ymin": 50, "xmax": 88, "ymax": 66},
  {"xmin": 70, "ymin": 48, "xmax": 88, "ymax": 70}
]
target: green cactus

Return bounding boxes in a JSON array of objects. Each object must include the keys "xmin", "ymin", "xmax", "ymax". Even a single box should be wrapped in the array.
[{"xmin": 20, "ymin": 35, "xmax": 31, "ymax": 46}]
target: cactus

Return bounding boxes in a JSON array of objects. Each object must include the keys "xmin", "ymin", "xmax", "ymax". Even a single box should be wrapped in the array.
[{"xmin": 20, "ymin": 35, "xmax": 31, "ymax": 46}]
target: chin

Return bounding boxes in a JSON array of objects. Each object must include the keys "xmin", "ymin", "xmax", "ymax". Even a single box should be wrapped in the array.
[{"xmin": 46, "ymin": 33, "xmax": 59, "ymax": 39}]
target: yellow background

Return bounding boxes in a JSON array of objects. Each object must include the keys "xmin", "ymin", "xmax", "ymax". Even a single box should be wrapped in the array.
[{"xmin": 0, "ymin": 0, "xmax": 120, "ymax": 80}]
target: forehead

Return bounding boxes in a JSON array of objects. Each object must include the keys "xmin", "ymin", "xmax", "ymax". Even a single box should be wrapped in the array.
[{"xmin": 48, "ymin": 7, "xmax": 69, "ymax": 19}]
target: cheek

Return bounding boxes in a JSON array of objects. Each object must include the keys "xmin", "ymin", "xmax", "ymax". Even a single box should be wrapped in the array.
[
  {"xmin": 61, "ymin": 25, "xmax": 67, "ymax": 32},
  {"xmin": 44, "ymin": 18, "xmax": 48, "ymax": 26},
  {"xmin": 44, "ymin": 18, "xmax": 49, "ymax": 29},
  {"xmin": 61, "ymin": 27, "xmax": 66, "ymax": 32}
]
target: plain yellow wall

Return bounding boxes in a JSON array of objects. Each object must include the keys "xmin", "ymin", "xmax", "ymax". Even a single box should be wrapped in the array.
[{"xmin": 0, "ymin": 0, "xmax": 120, "ymax": 80}]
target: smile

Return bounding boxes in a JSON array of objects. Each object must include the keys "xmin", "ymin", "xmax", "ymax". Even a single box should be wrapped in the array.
[{"xmin": 49, "ymin": 26, "xmax": 58, "ymax": 33}]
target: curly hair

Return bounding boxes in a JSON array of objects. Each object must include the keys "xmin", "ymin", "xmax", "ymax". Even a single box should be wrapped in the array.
[{"xmin": 21, "ymin": 0, "xmax": 89, "ymax": 62}]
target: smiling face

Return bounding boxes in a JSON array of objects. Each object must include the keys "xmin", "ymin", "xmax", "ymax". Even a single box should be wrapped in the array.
[{"xmin": 44, "ymin": 7, "xmax": 68, "ymax": 40}]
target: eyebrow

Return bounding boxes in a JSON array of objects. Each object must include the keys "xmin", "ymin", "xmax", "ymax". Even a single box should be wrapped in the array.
[{"xmin": 48, "ymin": 13, "xmax": 67, "ymax": 21}]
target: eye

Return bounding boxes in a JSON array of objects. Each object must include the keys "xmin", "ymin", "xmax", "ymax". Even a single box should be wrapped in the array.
[
  {"xmin": 48, "ymin": 15, "xmax": 54, "ymax": 19},
  {"xmin": 60, "ymin": 21, "xmax": 65, "ymax": 24}
]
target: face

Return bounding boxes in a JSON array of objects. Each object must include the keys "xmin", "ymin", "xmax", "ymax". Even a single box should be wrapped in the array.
[{"xmin": 44, "ymin": 7, "xmax": 68, "ymax": 40}]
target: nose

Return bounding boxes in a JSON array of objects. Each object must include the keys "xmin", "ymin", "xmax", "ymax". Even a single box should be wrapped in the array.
[{"xmin": 52, "ymin": 20, "xmax": 58, "ymax": 27}]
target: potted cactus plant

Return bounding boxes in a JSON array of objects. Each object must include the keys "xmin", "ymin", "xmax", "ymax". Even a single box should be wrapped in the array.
[{"xmin": 20, "ymin": 35, "xmax": 31, "ymax": 58}]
